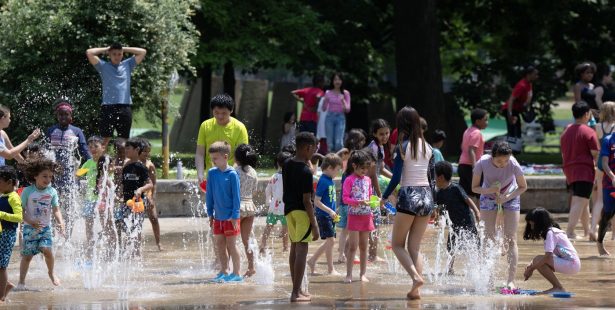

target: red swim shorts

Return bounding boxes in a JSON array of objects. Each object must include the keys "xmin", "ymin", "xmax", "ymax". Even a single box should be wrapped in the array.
[{"xmin": 212, "ymin": 219, "xmax": 240, "ymax": 236}]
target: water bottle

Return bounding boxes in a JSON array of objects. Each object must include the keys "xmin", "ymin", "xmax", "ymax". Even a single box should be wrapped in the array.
[
  {"xmin": 176, "ymin": 160, "xmax": 184, "ymax": 180},
  {"xmin": 384, "ymin": 202, "xmax": 396, "ymax": 215}
]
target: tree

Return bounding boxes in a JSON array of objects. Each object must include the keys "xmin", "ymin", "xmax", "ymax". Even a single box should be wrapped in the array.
[{"xmin": 0, "ymin": 0, "xmax": 198, "ymax": 138}]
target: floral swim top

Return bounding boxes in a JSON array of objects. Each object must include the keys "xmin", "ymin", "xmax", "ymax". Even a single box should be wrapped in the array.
[{"xmin": 342, "ymin": 174, "xmax": 372, "ymax": 216}]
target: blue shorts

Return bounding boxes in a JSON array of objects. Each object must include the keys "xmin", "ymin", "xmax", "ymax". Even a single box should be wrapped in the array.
[
  {"xmin": 337, "ymin": 204, "xmax": 348, "ymax": 229},
  {"xmin": 316, "ymin": 215, "xmax": 336, "ymax": 239},
  {"xmin": 0, "ymin": 229, "xmax": 17, "ymax": 268},
  {"xmin": 22, "ymin": 225, "xmax": 53, "ymax": 256},
  {"xmin": 479, "ymin": 196, "xmax": 520, "ymax": 212},
  {"xmin": 603, "ymin": 189, "xmax": 615, "ymax": 213}
]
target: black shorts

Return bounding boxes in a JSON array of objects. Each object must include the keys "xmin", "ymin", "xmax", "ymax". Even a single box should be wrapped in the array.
[
  {"xmin": 568, "ymin": 181, "xmax": 593, "ymax": 199},
  {"xmin": 458, "ymin": 164, "xmax": 479, "ymax": 198},
  {"xmin": 100, "ymin": 104, "xmax": 132, "ymax": 138},
  {"xmin": 316, "ymin": 214, "xmax": 336, "ymax": 239}
]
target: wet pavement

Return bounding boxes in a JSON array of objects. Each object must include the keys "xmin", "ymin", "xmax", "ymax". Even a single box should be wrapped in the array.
[{"xmin": 2, "ymin": 215, "xmax": 614, "ymax": 309}]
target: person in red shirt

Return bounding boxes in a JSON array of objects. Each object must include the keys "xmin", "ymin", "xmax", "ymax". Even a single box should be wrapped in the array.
[
  {"xmin": 560, "ymin": 101, "xmax": 599, "ymax": 239},
  {"xmin": 292, "ymin": 75, "xmax": 325, "ymax": 135},
  {"xmin": 458, "ymin": 109, "xmax": 489, "ymax": 198},
  {"xmin": 502, "ymin": 66, "xmax": 539, "ymax": 138}
]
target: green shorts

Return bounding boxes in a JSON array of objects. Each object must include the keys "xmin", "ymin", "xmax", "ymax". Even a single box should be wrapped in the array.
[{"xmin": 266, "ymin": 213, "xmax": 287, "ymax": 226}]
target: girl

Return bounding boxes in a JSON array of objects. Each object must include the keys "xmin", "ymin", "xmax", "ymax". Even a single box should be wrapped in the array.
[
  {"xmin": 573, "ymin": 62, "xmax": 598, "ymax": 117},
  {"xmin": 382, "ymin": 106, "xmax": 436, "ymax": 300},
  {"xmin": 18, "ymin": 159, "xmax": 65, "ymax": 288},
  {"xmin": 0, "ymin": 105, "xmax": 41, "ymax": 165},
  {"xmin": 471, "ymin": 141, "xmax": 527, "ymax": 288},
  {"xmin": 523, "ymin": 208, "xmax": 580, "ymax": 294},
  {"xmin": 260, "ymin": 151, "xmax": 292, "ymax": 254},
  {"xmin": 592, "ymin": 101, "xmax": 615, "ymax": 241},
  {"xmin": 343, "ymin": 150, "xmax": 373, "ymax": 283},
  {"xmin": 323, "ymin": 72, "xmax": 351, "ymax": 152},
  {"xmin": 280, "ymin": 112, "xmax": 296, "ymax": 151},
  {"xmin": 0, "ymin": 166, "xmax": 21, "ymax": 302},
  {"xmin": 235, "ymin": 144, "xmax": 259, "ymax": 277}
]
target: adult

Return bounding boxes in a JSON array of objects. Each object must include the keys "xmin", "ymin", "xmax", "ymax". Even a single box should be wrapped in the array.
[
  {"xmin": 86, "ymin": 43, "xmax": 147, "ymax": 149},
  {"xmin": 592, "ymin": 63, "xmax": 615, "ymax": 108},
  {"xmin": 381, "ymin": 106, "xmax": 436, "ymax": 300},
  {"xmin": 501, "ymin": 66, "xmax": 539, "ymax": 138},
  {"xmin": 195, "ymin": 94, "xmax": 249, "ymax": 184},
  {"xmin": 471, "ymin": 141, "xmax": 527, "ymax": 288},
  {"xmin": 291, "ymin": 74, "xmax": 325, "ymax": 135},
  {"xmin": 0, "ymin": 105, "xmax": 41, "ymax": 165},
  {"xmin": 323, "ymin": 72, "xmax": 351, "ymax": 152},
  {"xmin": 573, "ymin": 62, "xmax": 598, "ymax": 118},
  {"xmin": 560, "ymin": 101, "xmax": 599, "ymax": 239}
]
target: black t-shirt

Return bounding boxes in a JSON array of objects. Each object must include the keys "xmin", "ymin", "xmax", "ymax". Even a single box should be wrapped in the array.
[
  {"xmin": 282, "ymin": 159, "xmax": 313, "ymax": 215},
  {"xmin": 435, "ymin": 182, "xmax": 475, "ymax": 228},
  {"xmin": 122, "ymin": 161, "xmax": 149, "ymax": 201}
]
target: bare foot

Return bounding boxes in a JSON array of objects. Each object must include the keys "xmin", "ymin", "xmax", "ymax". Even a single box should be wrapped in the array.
[
  {"xmin": 259, "ymin": 248, "xmax": 265, "ymax": 255},
  {"xmin": 49, "ymin": 273, "xmax": 61, "ymax": 286},
  {"xmin": 13, "ymin": 284, "xmax": 26, "ymax": 292},
  {"xmin": 328, "ymin": 269, "xmax": 341, "ymax": 276},
  {"xmin": 299, "ymin": 290, "xmax": 311, "ymax": 298},
  {"xmin": 368, "ymin": 256, "xmax": 386, "ymax": 263},
  {"xmin": 597, "ymin": 242, "xmax": 611, "ymax": 256},
  {"xmin": 307, "ymin": 258, "xmax": 316, "ymax": 275},
  {"xmin": 157, "ymin": 244, "xmax": 164, "ymax": 251},
  {"xmin": 243, "ymin": 269, "xmax": 256, "ymax": 278},
  {"xmin": 506, "ymin": 282, "xmax": 516, "ymax": 289},
  {"xmin": 290, "ymin": 292, "xmax": 311, "ymax": 302},
  {"xmin": 407, "ymin": 276, "xmax": 424, "ymax": 300},
  {"xmin": 360, "ymin": 275, "xmax": 370, "ymax": 282},
  {"xmin": 5, "ymin": 282, "xmax": 14, "ymax": 296},
  {"xmin": 344, "ymin": 276, "xmax": 352, "ymax": 283},
  {"xmin": 539, "ymin": 286, "xmax": 565, "ymax": 295},
  {"xmin": 589, "ymin": 232, "xmax": 597, "ymax": 242},
  {"xmin": 337, "ymin": 255, "xmax": 346, "ymax": 264}
]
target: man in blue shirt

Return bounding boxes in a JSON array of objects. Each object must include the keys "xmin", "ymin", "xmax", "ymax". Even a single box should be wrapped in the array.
[{"xmin": 86, "ymin": 43, "xmax": 146, "ymax": 149}]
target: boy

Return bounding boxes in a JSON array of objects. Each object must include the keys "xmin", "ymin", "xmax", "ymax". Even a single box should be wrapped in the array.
[
  {"xmin": 432, "ymin": 130, "xmax": 446, "ymax": 163},
  {"xmin": 206, "ymin": 141, "xmax": 242, "ymax": 283},
  {"xmin": 458, "ymin": 108, "xmax": 488, "ymax": 198},
  {"xmin": 117, "ymin": 138, "xmax": 153, "ymax": 255},
  {"xmin": 434, "ymin": 161, "xmax": 480, "ymax": 274},
  {"xmin": 137, "ymin": 138, "xmax": 162, "ymax": 251},
  {"xmin": 308, "ymin": 153, "xmax": 343, "ymax": 275},
  {"xmin": 78, "ymin": 136, "xmax": 104, "ymax": 258},
  {"xmin": 283, "ymin": 132, "xmax": 320, "ymax": 302}
]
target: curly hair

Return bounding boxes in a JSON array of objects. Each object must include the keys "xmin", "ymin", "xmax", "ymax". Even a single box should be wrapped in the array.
[{"xmin": 18, "ymin": 158, "xmax": 61, "ymax": 184}]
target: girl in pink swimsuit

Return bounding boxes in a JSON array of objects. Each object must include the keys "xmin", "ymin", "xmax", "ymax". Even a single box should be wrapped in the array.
[{"xmin": 523, "ymin": 208, "xmax": 581, "ymax": 294}]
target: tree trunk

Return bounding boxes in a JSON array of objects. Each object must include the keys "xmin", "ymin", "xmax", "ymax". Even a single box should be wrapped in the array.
[
  {"xmin": 223, "ymin": 61, "xmax": 236, "ymax": 99},
  {"xmin": 199, "ymin": 64, "xmax": 212, "ymax": 123},
  {"xmin": 394, "ymin": 0, "xmax": 464, "ymax": 155}
]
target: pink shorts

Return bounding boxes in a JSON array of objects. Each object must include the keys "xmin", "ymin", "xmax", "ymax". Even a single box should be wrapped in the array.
[
  {"xmin": 554, "ymin": 256, "xmax": 580, "ymax": 274},
  {"xmin": 347, "ymin": 214, "xmax": 375, "ymax": 232}
]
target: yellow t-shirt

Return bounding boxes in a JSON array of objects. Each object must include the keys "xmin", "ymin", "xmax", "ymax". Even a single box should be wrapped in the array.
[{"xmin": 197, "ymin": 117, "xmax": 249, "ymax": 173}]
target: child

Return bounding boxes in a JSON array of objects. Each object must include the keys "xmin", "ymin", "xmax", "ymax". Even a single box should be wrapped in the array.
[
  {"xmin": 523, "ymin": 208, "xmax": 580, "ymax": 294},
  {"xmin": 234, "ymin": 143, "xmax": 258, "ymax": 277},
  {"xmin": 283, "ymin": 132, "xmax": 319, "ymax": 302},
  {"xmin": 308, "ymin": 153, "xmax": 343, "ymax": 275},
  {"xmin": 113, "ymin": 138, "xmax": 127, "ymax": 202},
  {"xmin": 17, "ymin": 159, "xmax": 65, "ymax": 288},
  {"xmin": 280, "ymin": 112, "xmax": 296, "ymax": 150},
  {"xmin": 46, "ymin": 100, "xmax": 92, "ymax": 238},
  {"xmin": 0, "ymin": 166, "xmax": 21, "ymax": 302},
  {"xmin": 260, "ymin": 151, "xmax": 292, "ymax": 254},
  {"xmin": 79, "ymin": 136, "xmax": 104, "ymax": 259},
  {"xmin": 0, "ymin": 105, "xmax": 41, "ymax": 164},
  {"xmin": 96, "ymin": 154, "xmax": 117, "ymax": 257},
  {"xmin": 432, "ymin": 130, "xmax": 446, "ymax": 163},
  {"xmin": 343, "ymin": 150, "xmax": 374, "ymax": 283},
  {"xmin": 458, "ymin": 108, "xmax": 488, "ymax": 198},
  {"xmin": 434, "ymin": 161, "xmax": 480, "ymax": 274},
  {"xmin": 206, "ymin": 141, "xmax": 242, "ymax": 283},
  {"xmin": 117, "ymin": 138, "xmax": 153, "ymax": 255},
  {"xmin": 137, "ymin": 138, "xmax": 162, "ymax": 251}
]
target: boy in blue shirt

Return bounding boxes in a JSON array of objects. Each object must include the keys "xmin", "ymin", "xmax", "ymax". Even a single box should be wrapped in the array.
[
  {"xmin": 308, "ymin": 153, "xmax": 343, "ymax": 275},
  {"xmin": 206, "ymin": 141, "xmax": 242, "ymax": 282}
]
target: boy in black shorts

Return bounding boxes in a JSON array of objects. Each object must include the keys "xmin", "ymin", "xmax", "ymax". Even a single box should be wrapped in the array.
[{"xmin": 283, "ymin": 132, "xmax": 320, "ymax": 302}]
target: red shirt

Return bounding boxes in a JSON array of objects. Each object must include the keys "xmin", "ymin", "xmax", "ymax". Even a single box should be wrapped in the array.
[
  {"xmin": 390, "ymin": 129, "xmax": 398, "ymax": 145},
  {"xmin": 295, "ymin": 87, "xmax": 324, "ymax": 122},
  {"xmin": 502, "ymin": 78, "xmax": 532, "ymax": 113},
  {"xmin": 560, "ymin": 124, "xmax": 598, "ymax": 184}
]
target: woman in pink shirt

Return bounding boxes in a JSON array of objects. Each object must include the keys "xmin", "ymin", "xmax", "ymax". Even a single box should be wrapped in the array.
[{"xmin": 323, "ymin": 72, "xmax": 351, "ymax": 152}]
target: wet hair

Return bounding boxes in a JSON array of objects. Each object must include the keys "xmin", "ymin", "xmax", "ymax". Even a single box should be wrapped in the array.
[
  {"xmin": 125, "ymin": 137, "xmax": 146, "ymax": 155},
  {"xmin": 321, "ymin": 153, "xmax": 342, "ymax": 171},
  {"xmin": 109, "ymin": 42, "xmax": 123, "ymax": 51},
  {"xmin": 0, "ymin": 105, "xmax": 10, "ymax": 118},
  {"xmin": 575, "ymin": 62, "xmax": 596, "ymax": 80},
  {"xmin": 572, "ymin": 101, "xmax": 590, "ymax": 119},
  {"xmin": 396, "ymin": 106, "xmax": 427, "ymax": 160},
  {"xmin": 88, "ymin": 136, "xmax": 103, "ymax": 146},
  {"xmin": 435, "ymin": 161, "xmax": 453, "ymax": 182},
  {"xmin": 235, "ymin": 144, "xmax": 258, "ymax": 171},
  {"xmin": 522, "ymin": 65, "xmax": 538, "ymax": 77},
  {"xmin": 0, "ymin": 165, "xmax": 18, "ymax": 186},
  {"xmin": 210, "ymin": 93, "xmax": 234, "ymax": 111},
  {"xmin": 312, "ymin": 74, "xmax": 325, "ymax": 88},
  {"xmin": 491, "ymin": 141, "xmax": 513, "ymax": 157},
  {"xmin": 344, "ymin": 149, "xmax": 372, "ymax": 176},
  {"xmin": 208, "ymin": 141, "xmax": 231, "ymax": 156},
  {"xmin": 19, "ymin": 158, "xmax": 61, "ymax": 183},
  {"xmin": 329, "ymin": 72, "xmax": 345, "ymax": 93},
  {"xmin": 275, "ymin": 151, "xmax": 293, "ymax": 169},
  {"xmin": 600, "ymin": 101, "xmax": 615, "ymax": 123},
  {"xmin": 420, "ymin": 117, "xmax": 428, "ymax": 132},
  {"xmin": 295, "ymin": 132, "xmax": 317, "ymax": 149},
  {"xmin": 470, "ymin": 108, "xmax": 488, "ymax": 124},
  {"xmin": 432, "ymin": 129, "xmax": 447, "ymax": 144},
  {"xmin": 345, "ymin": 128, "xmax": 367, "ymax": 151},
  {"xmin": 523, "ymin": 207, "xmax": 560, "ymax": 240},
  {"xmin": 281, "ymin": 144, "xmax": 296, "ymax": 155}
]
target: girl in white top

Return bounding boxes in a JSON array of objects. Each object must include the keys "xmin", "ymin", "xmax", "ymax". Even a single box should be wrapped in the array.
[
  {"xmin": 382, "ymin": 106, "xmax": 436, "ymax": 300},
  {"xmin": 259, "ymin": 151, "xmax": 292, "ymax": 254},
  {"xmin": 234, "ymin": 144, "xmax": 259, "ymax": 277}
]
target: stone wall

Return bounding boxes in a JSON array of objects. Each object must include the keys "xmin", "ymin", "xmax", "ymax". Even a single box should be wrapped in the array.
[{"xmin": 154, "ymin": 176, "xmax": 570, "ymax": 217}]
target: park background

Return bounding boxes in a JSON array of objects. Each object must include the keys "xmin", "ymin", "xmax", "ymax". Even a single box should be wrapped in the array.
[{"xmin": 2, "ymin": 0, "xmax": 615, "ymax": 178}]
